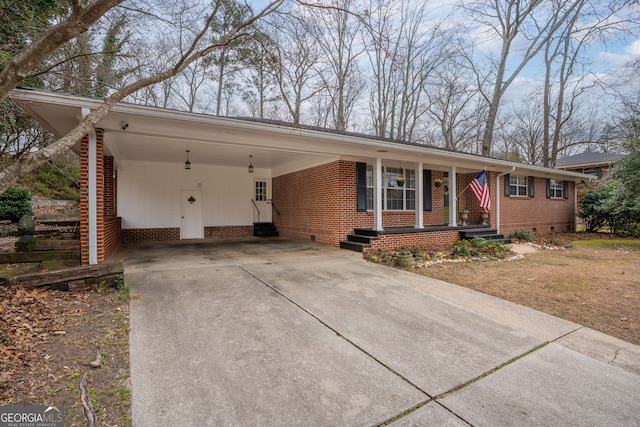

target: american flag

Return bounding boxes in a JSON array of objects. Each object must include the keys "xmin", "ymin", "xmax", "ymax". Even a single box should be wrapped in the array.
[{"xmin": 470, "ymin": 170, "xmax": 491, "ymax": 212}]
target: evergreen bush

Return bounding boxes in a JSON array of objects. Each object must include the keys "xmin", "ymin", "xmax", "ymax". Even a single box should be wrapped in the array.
[{"xmin": 0, "ymin": 185, "xmax": 33, "ymax": 222}]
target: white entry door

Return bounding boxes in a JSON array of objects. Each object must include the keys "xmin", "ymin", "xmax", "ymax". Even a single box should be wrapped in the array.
[
  {"xmin": 252, "ymin": 179, "xmax": 271, "ymax": 223},
  {"xmin": 181, "ymin": 189, "xmax": 203, "ymax": 239}
]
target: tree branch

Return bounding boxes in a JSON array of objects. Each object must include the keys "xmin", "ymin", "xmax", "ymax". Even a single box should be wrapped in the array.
[{"xmin": 0, "ymin": 0, "xmax": 126, "ymax": 102}]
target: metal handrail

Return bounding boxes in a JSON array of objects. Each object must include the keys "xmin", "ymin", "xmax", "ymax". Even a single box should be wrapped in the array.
[
  {"xmin": 270, "ymin": 200, "xmax": 281, "ymax": 216},
  {"xmin": 251, "ymin": 199, "xmax": 260, "ymax": 222}
]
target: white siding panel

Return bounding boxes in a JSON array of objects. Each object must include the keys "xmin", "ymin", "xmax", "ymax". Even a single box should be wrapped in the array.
[{"xmin": 118, "ymin": 160, "xmax": 267, "ymax": 229}]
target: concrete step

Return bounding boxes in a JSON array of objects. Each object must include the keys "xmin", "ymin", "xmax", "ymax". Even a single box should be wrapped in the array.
[
  {"xmin": 347, "ymin": 234, "xmax": 375, "ymax": 244},
  {"xmin": 253, "ymin": 222, "xmax": 278, "ymax": 237},
  {"xmin": 340, "ymin": 241, "xmax": 369, "ymax": 252},
  {"xmin": 353, "ymin": 228, "xmax": 380, "ymax": 237}
]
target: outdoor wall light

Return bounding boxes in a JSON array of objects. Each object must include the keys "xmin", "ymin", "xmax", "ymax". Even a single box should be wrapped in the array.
[
  {"xmin": 248, "ymin": 155, "xmax": 254, "ymax": 173},
  {"xmin": 185, "ymin": 150, "xmax": 191, "ymax": 170}
]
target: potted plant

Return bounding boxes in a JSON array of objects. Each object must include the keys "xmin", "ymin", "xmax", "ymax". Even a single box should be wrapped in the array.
[
  {"xmin": 396, "ymin": 177, "xmax": 406, "ymax": 187},
  {"xmin": 458, "ymin": 209, "xmax": 469, "ymax": 226},
  {"xmin": 396, "ymin": 249, "xmax": 413, "ymax": 268},
  {"xmin": 434, "ymin": 178, "xmax": 444, "ymax": 188}
]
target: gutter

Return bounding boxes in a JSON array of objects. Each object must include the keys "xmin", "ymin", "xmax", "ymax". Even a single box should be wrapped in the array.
[{"xmin": 496, "ymin": 167, "xmax": 515, "ymax": 234}]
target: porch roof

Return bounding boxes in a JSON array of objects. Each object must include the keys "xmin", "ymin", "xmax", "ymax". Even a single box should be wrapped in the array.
[{"xmin": 11, "ymin": 88, "xmax": 593, "ymax": 181}]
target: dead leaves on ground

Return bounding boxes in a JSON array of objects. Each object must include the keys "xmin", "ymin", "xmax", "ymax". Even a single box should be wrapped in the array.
[{"xmin": 0, "ymin": 286, "xmax": 91, "ymax": 402}]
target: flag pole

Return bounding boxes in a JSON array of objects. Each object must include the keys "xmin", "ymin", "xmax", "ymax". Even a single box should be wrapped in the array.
[{"xmin": 457, "ymin": 182, "xmax": 471, "ymax": 200}]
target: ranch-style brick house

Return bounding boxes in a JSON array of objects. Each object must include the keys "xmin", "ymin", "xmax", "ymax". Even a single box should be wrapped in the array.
[{"xmin": 11, "ymin": 89, "xmax": 593, "ymax": 265}]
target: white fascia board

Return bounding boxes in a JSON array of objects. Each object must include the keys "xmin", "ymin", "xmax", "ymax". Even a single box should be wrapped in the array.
[{"xmin": 10, "ymin": 88, "xmax": 595, "ymax": 182}]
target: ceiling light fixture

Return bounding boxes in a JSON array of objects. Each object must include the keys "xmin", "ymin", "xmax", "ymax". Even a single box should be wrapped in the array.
[
  {"xmin": 248, "ymin": 155, "xmax": 254, "ymax": 173},
  {"xmin": 185, "ymin": 150, "xmax": 191, "ymax": 170}
]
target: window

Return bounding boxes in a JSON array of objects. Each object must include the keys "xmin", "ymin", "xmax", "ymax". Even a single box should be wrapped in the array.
[
  {"xmin": 364, "ymin": 165, "xmax": 416, "ymax": 211},
  {"xmin": 509, "ymin": 175, "xmax": 528, "ymax": 196},
  {"xmin": 549, "ymin": 179, "xmax": 563, "ymax": 198},
  {"xmin": 384, "ymin": 167, "xmax": 415, "ymax": 210},
  {"xmin": 255, "ymin": 181, "xmax": 267, "ymax": 201}
]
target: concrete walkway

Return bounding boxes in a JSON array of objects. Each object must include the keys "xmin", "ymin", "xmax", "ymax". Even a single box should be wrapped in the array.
[{"xmin": 117, "ymin": 238, "xmax": 640, "ymax": 426}]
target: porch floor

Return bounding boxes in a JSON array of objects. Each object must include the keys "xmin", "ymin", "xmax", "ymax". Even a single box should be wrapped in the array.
[{"xmin": 373, "ymin": 224, "xmax": 490, "ymax": 235}]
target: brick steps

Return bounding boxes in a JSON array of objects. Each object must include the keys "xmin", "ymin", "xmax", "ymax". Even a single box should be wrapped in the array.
[
  {"xmin": 340, "ymin": 229, "xmax": 380, "ymax": 252},
  {"xmin": 253, "ymin": 222, "xmax": 279, "ymax": 237}
]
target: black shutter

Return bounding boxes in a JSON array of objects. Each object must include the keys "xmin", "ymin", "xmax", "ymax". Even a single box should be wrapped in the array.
[
  {"xmin": 504, "ymin": 174, "xmax": 511, "ymax": 197},
  {"xmin": 356, "ymin": 162, "xmax": 367, "ymax": 212},
  {"xmin": 529, "ymin": 176, "xmax": 535, "ymax": 198},
  {"xmin": 595, "ymin": 167, "xmax": 603, "ymax": 178},
  {"xmin": 423, "ymin": 169, "xmax": 432, "ymax": 212},
  {"xmin": 546, "ymin": 179, "xmax": 551, "ymax": 199},
  {"xmin": 563, "ymin": 181, "xmax": 569, "ymax": 199}
]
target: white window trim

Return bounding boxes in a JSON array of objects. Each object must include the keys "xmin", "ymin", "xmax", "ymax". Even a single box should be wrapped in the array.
[
  {"xmin": 550, "ymin": 179, "xmax": 563, "ymax": 199},
  {"xmin": 510, "ymin": 175, "xmax": 528, "ymax": 197},
  {"xmin": 366, "ymin": 165, "xmax": 416, "ymax": 211}
]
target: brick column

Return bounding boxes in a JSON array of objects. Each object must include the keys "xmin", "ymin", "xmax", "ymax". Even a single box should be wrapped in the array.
[{"xmin": 80, "ymin": 128, "xmax": 105, "ymax": 265}]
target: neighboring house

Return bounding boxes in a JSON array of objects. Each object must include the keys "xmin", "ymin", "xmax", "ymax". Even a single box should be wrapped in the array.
[
  {"xmin": 556, "ymin": 151, "xmax": 625, "ymax": 229},
  {"xmin": 11, "ymin": 89, "xmax": 592, "ymax": 265},
  {"xmin": 555, "ymin": 152, "xmax": 624, "ymax": 178}
]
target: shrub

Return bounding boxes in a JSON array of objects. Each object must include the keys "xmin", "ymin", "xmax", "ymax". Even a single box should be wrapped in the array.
[
  {"xmin": 453, "ymin": 240, "xmax": 478, "ymax": 256},
  {"xmin": 470, "ymin": 236, "xmax": 488, "ymax": 248},
  {"xmin": 0, "ymin": 185, "xmax": 33, "ymax": 222},
  {"xmin": 508, "ymin": 229, "xmax": 534, "ymax": 241}
]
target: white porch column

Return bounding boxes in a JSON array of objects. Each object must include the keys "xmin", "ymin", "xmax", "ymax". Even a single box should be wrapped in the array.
[
  {"xmin": 415, "ymin": 162, "xmax": 423, "ymax": 228},
  {"xmin": 448, "ymin": 166, "xmax": 457, "ymax": 226},
  {"xmin": 374, "ymin": 157, "xmax": 383, "ymax": 231},
  {"xmin": 82, "ymin": 108, "xmax": 98, "ymax": 265}
]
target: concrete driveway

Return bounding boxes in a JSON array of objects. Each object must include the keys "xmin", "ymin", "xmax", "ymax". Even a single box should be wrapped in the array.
[{"xmin": 118, "ymin": 237, "xmax": 640, "ymax": 426}]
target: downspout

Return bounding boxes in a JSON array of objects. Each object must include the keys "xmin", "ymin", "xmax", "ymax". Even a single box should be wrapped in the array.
[
  {"xmin": 574, "ymin": 181, "xmax": 578, "ymax": 232},
  {"xmin": 496, "ymin": 167, "xmax": 515, "ymax": 234}
]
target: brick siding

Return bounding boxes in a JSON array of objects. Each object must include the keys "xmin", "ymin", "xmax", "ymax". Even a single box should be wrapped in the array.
[
  {"xmin": 499, "ymin": 176, "xmax": 574, "ymax": 235},
  {"xmin": 273, "ymin": 162, "xmax": 575, "ymax": 253},
  {"xmin": 272, "ymin": 161, "xmax": 351, "ymax": 246},
  {"xmin": 104, "ymin": 217, "xmax": 122, "ymax": 260},
  {"xmin": 205, "ymin": 226, "xmax": 253, "ymax": 238},
  {"xmin": 364, "ymin": 230, "xmax": 461, "ymax": 256},
  {"xmin": 85, "ymin": 151, "xmax": 574, "ymax": 257},
  {"xmin": 123, "ymin": 228, "xmax": 180, "ymax": 242}
]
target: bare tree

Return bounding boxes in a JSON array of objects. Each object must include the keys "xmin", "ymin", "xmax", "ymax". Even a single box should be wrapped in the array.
[
  {"xmin": 239, "ymin": 31, "xmax": 283, "ymax": 120},
  {"xmin": 426, "ymin": 58, "xmax": 485, "ymax": 151},
  {"xmin": 306, "ymin": 0, "xmax": 365, "ymax": 131},
  {"xmin": 461, "ymin": 0, "xmax": 582, "ymax": 156},
  {"xmin": 263, "ymin": 10, "xmax": 325, "ymax": 125},
  {"xmin": 363, "ymin": 0, "xmax": 447, "ymax": 141},
  {"xmin": 0, "ymin": 0, "xmax": 127, "ymax": 102},
  {"xmin": 1, "ymin": 1, "xmax": 286, "ymax": 193},
  {"xmin": 0, "ymin": 100, "xmax": 55, "ymax": 160},
  {"xmin": 541, "ymin": 0, "xmax": 634, "ymax": 166},
  {"xmin": 171, "ymin": 57, "xmax": 216, "ymax": 113}
]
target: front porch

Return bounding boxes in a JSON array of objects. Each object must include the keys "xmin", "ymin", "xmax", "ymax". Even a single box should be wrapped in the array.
[{"xmin": 339, "ymin": 224, "xmax": 512, "ymax": 253}]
